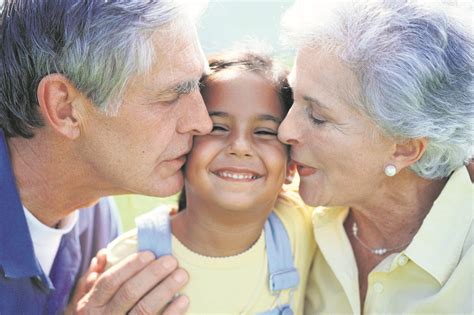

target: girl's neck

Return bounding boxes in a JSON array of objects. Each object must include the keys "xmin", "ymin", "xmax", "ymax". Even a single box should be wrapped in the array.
[{"xmin": 171, "ymin": 198, "xmax": 275, "ymax": 257}]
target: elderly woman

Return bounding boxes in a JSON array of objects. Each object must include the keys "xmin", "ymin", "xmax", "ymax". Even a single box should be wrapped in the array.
[{"xmin": 278, "ymin": 0, "xmax": 473, "ymax": 314}]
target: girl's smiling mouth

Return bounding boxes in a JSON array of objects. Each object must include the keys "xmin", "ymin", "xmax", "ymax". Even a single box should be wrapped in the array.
[{"xmin": 211, "ymin": 168, "xmax": 263, "ymax": 181}]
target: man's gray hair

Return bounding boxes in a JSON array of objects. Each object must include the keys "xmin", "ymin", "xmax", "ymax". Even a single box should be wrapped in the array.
[
  {"xmin": 282, "ymin": 0, "xmax": 473, "ymax": 179},
  {"xmin": 0, "ymin": 0, "xmax": 194, "ymax": 138}
]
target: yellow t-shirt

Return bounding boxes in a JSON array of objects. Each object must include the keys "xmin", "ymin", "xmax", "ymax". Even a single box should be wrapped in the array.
[
  {"xmin": 107, "ymin": 189, "xmax": 315, "ymax": 315},
  {"xmin": 305, "ymin": 167, "xmax": 474, "ymax": 314}
]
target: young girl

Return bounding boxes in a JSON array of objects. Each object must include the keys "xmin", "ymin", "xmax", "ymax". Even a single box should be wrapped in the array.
[{"xmin": 106, "ymin": 50, "xmax": 315, "ymax": 314}]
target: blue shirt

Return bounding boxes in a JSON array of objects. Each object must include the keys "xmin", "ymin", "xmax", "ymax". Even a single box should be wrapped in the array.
[{"xmin": 0, "ymin": 130, "xmax": 121, "ymax": 314}]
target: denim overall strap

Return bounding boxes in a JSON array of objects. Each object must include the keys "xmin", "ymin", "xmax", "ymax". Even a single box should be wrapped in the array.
[
  {"xmin": 136, "ymin": 207, "xmax": 172, "ymax": 258},
  {"xmin": 257, "ymin": 212, "xmax": 299, "ymax": 315}
]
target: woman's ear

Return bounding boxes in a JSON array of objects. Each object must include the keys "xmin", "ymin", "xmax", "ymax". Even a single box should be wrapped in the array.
[
  {"xmin": 391, "ymin": 138, "xmax": 428, "ymax": 171},
  {"xmin": 37, "ymin": 74, "xmax": 82, "ymax": 140},
  {"xmin": 285, "ymin": 161, "xmax": 297, "ymax": 185},
  {"xmin": 467, "ymin": 160, "xmax": 474, "ymax": 183}
]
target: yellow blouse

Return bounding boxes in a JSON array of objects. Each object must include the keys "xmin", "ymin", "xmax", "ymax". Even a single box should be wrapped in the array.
[{"xmin": 306, "ymin": 167, "xmax": 473, "ymax": 314}]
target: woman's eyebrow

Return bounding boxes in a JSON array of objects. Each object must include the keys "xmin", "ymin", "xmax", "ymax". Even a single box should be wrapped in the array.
[{"xmin": 303, "ymin": 95, "xmax": 330, "ymax": 110}]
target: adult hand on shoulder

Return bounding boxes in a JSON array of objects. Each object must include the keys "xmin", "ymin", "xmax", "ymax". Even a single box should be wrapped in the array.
[
  {"xmin": 71, "ymin": 251, "xmax": 189, "ymax": 314},
  {"xmin": 65, "ymin": 249, "xmax": 108, "ymax": 315}
]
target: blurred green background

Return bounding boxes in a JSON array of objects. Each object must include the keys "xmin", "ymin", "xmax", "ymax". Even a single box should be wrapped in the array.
[
  {"xmin": 114, "ymin": 194, "xmax": 178, "ymax": 231},
  {"xmin": 114, "ymin": 0, "xmax": 294, "ymax": 231}
]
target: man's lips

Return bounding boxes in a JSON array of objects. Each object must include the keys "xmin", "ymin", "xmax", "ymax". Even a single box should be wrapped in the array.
[
  {"xmin": 291, "ymin": 159, "xmax": 318, "ymax": 177},
  {"xmin": 211, "ymin": 167, "xmax": 263, "ymax": 182},
  {"xmin": 164, "ymin": 154, "xmax": 187, "ymax": 169}
]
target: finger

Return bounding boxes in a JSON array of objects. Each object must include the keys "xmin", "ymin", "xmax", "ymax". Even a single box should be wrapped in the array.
[
  {"xmin": 109, "ymin": 256, "xmax": 180, "ymax": 314},
  {"xmin": 162, "ymin": 295, "xmax": 190, "ymax": 315},
  {"xmin": 68, "ymin": 276, "xmax": 88, "ymax": 309},
  {"xmin": 85, "ymin": 271, "xmax": 99, "ymax": 292},
  {"xmin": 127, "ymin": 268, "xmax": 189, "ymax": 315},
  {"xmin": 95, "ymin": 249, "xmax": 108, "ymax": 272},
  {"xmin": 82, "ymin": 253, "xmax": 107, "ymax": 294},
  {"xmin": 86, "ymin": 251, "xmax": 156, "ymax": 305},
  {"xmin": 71, "ymin": 256, "xmax": 99, "ymax": 300}
]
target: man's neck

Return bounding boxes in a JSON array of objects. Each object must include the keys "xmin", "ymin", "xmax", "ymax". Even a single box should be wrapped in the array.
[
  {"xmin": 171, "ymin": 195, "xmax": 276, "ymax": 257},
  {"xmin": 8, "ymin": 132, "xmax": 104, "ymax": 227}
]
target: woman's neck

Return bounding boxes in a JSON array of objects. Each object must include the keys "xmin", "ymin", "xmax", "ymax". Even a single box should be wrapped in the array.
[
  {"xmin": 171, "ymin": 197, "xmax": 275, "ymax": 257},
  {"xmin": 347, "ymin": 171, "xmax": 448, "ymax": 250},
  {"xmin": 344, "ymin": 170, "xmax": 449, "ymax": 309}
]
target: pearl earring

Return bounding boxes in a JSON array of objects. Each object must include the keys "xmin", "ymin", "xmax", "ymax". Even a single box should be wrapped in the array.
[{"xmin": 384, "ymin": 164, "xmax": 397, "ymax": 177}]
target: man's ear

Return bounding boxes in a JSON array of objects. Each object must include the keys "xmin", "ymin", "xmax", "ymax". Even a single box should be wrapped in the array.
[
  {"xmin": 390, "ymin": 138, "xmax": 428, "ymax": 171},
  {"xmin": 37, "ymin": 74, "xmax": 83, "ymax": 140}
]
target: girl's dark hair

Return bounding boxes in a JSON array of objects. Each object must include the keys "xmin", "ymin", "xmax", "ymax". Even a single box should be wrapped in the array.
[
  {"xmin": 178, "ymin": 50, "xmax": 293, "ymax": 211},
  {"xmin": 202, "ymin": 51, "xmax": 293, "ymax": 116}
]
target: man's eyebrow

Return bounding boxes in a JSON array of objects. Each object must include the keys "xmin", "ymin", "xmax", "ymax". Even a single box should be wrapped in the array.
[
  {"xmin": 173, "ymin": 78, "xmax": 201, "ymax": 96},
  {"xmin": 157, "ymin": 73, "xmax": 205, "ymax": 96},
  {"xmin": 257, "ymin": 114, "xmax": 282, "ymax": 124},
  {"xmin": 303, "ymin": 95, "xmax": 330, "ymax": 110}
]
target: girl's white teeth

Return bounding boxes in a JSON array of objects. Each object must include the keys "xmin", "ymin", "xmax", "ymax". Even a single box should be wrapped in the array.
[{"xmin": 218, "ymin": 171, "xmax": 258, "ymax": 180}]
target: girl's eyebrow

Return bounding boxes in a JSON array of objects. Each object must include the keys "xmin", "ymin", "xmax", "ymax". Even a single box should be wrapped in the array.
[
  {"xmin": 209, "ymin": 111, "xmax": 281, "ymax": 123},
  {"xmin": 257, "ymin": 114, "xmax": 281, "ymax": 124},
  {"xmin": 209, "ymin": 111, "xmax": 229, "ymax": 118}
]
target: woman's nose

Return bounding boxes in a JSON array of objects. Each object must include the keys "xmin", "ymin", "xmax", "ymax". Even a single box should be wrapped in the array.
[{"xmin": 278, "ymin": 106, "xmax": 301, "ymax": 145}]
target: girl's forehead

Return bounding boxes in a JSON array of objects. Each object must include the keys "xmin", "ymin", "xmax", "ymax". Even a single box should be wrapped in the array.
[{"xmin": 202, "ymin": 69, "xmax": 284, "ymax": 120}]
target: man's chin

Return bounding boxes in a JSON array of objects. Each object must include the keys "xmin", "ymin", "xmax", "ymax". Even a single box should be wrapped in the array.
[{"xmin": 150, "ymin": 172, "xmax": 184, "ymax": 197}]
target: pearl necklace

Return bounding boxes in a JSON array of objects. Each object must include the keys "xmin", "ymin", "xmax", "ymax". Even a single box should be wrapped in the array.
[{"xmin": 351, "ymin": 222, "xmax": 410, "ymax": 256}]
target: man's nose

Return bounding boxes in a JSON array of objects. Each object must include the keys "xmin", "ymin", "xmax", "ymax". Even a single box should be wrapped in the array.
[{"xmin": 178, "ymin": 91, "xmax": 212, "ymax": 135}]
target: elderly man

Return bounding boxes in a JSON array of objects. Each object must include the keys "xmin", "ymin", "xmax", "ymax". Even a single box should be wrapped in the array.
[{"xmin": 0, "ymin": 1, "xmax": 211, "ymax": 314}]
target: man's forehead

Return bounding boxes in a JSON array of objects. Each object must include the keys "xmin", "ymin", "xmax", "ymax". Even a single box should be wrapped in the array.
[{"xmin": 149, "ymin": 31, "xmax": 206, "ymax": 87}]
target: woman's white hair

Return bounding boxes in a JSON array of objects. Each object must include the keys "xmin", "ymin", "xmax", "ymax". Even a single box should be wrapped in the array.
[{"xmin": 282, "ymin": 0, "xmax": 473, "ymax": 179}]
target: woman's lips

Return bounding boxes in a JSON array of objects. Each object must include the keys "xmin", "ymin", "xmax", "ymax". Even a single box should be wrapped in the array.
[{"xmin": 292, "ymin": 160, "xmax": 318, "ymax": 177}]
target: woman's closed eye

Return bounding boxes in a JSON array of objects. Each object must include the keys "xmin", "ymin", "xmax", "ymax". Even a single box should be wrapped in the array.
[
  {"xmin": 305, "ymin": 106, "xmax": 326, "ymax": 126},
  {"xmin": 310, "ymin": 116, "xmax": 326, "ymax": 125}
]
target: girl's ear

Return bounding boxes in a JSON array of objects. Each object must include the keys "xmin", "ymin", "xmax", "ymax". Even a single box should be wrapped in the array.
[{"xmin": 285, "ymin": 161, "xmax": 297, "ymax": 185}]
